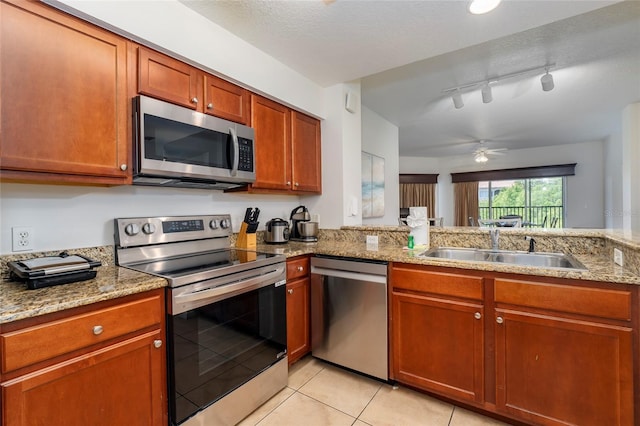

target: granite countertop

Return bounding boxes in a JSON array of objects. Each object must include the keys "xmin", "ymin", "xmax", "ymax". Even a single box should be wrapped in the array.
[
  {"xmin": 0, "ymin": 265, "xmax": 167, "ymax": 324},
  {"xmin": 3, "ymin": 236, "xmax": 639, "ymax": 325}
]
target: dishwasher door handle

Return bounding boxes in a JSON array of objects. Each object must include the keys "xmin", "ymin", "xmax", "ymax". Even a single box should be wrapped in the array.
[{"xmin": 311, "ymin": 266, "xmax": 386, "ymax": 284}]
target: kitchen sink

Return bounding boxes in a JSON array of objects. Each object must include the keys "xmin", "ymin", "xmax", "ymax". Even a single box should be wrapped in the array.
[{"xmin": 418, "ymin": 247, "xmax": 587, "ymax": 271}]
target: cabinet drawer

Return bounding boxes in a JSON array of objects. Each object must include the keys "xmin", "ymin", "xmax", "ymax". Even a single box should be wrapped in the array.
[
  {"xmin": 1, "ymin": 293, "xmax": 162, "ymax": 374},
  {"xmin": 494, "ymin": 278, "xmax": 631, "ymax": 321},
  {"xmin": 287, "ymin": 257, "xmax": 310, "ymax": 280},
  {"xmin": 392, "ymin": 265, "xmax": 483, "ymax": 301}
]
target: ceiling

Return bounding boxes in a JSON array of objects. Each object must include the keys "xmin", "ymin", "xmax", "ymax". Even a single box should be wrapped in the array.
[{"xmin": 181, "ymin": 0, "xmax": 640, "ymax": 158}]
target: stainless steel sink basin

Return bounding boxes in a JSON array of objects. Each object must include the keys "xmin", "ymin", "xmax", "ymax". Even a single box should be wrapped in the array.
[{"xmin": 418, "ymin": 247, "xmax": 587, "ymax": 271}]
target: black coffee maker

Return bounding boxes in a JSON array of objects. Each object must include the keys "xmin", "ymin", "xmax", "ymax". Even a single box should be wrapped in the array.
[{"xmin": 289, "ymin": 205, "xmax": 318, "ymax": 242}]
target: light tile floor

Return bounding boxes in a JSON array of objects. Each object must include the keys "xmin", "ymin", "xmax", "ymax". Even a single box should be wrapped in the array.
[{"xmin": 238, "ymin": 356, "xmax": 513, "ymax": 426}]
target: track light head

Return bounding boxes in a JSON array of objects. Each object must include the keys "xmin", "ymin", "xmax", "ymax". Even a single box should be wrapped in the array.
[
  {"xmin": 541, "ymin": 71, "xmax": 554, "ymax": 91},
  {"xmin": 481, "ymin": 83, "xmax": 493, "ymax": 103},
  {"xmin": 452, "ymin": 90, "xmax": 464, "ymax": 109}
]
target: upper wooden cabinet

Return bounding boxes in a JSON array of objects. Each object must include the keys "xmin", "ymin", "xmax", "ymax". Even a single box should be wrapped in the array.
[
  {"xmin": 135, "ymin": 46, "xmax": 250, "ymax": 125},
  {"xmin": 0, "ymin": 0, "xmax": 130, "ymax": 185},
  {"xmin": 250, "ymin": 94, "xmax": 321, "ymax": 194}
]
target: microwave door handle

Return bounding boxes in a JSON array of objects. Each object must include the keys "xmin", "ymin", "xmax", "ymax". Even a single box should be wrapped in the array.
[{"xmin": 229, "ymin": 127, "xmax": 239, "ymax": 177}]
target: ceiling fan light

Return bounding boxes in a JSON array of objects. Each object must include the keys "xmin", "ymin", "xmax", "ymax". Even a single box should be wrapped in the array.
[
  {"xmin": 541, "ymin": 71, "xmax": 554, "ymax": 91},
  {"xmin": 481, "ymin": 83, "xmax": 493, "ymax": 103},
  {"xmin": 469, "ymin": 0, "xmax": 502, "ymax": 15},
  {"xmin": 452, "ymin": 90, "xmax": 464, "ymax": 109},
  {"xmin": 475, "ymin": 152, "xmax": 489, "ymax": 163}
]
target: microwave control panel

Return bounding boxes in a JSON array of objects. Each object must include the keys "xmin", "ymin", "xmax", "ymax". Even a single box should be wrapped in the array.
[{"xmin": 238, "ymin": 138, "xmax": 254, "ymax": 172}]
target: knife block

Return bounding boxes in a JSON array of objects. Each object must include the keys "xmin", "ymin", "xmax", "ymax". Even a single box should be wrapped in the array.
[{"xmin": 236, "ymin": 222, "xmax": 256, "ymax": 249}]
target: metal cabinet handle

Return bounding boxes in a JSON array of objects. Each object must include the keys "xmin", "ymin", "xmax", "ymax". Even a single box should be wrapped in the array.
[
  {"xmin": 93, "ymin": 325, "xmax": 103, "ymax": 335},
  {"xmin": 286, "ymin": 181, "xmax": 291, "ymax": 186},
  {"xmin": 496, "ymin": 316, "xmax": 504, "ymax": 324},
  {"xmin": 474, "ymin": 312, "xmax": 482, "ymax": 320},
  {"xmin": 154, "ymin": 339, "xmax": 163, "ymax": 348},
  {"xmin": 288, "ymin": 289, "xmax": 294, "ymax": 294},
  {"xmin": 295, "ymin": 182, "xmax": 299, "ymax": 187},
  {"xmin": 297, "ymin": 266, "xmax": 304, "ymax": 272},
  {"xmin": 207, "ymin": 103, "xmax": 213, "ymax": 109},
  {"xmin": 120, "ymin": 164, "xmax": 127, "ymax": 171},
  {"xmin": 191, "ymin": 97, "xmax": 198, "ymax": 104}
]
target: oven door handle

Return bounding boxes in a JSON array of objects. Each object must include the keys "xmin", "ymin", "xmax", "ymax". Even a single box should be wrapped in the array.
[{"xmin": 173, "ymin": 266, "xmax": 285, "ymax": 313}]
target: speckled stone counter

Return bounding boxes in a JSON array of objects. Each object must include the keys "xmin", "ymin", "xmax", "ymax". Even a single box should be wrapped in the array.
[{"xmin": 3, "ymin": 226, "xmax": 640, "ymax": 325}]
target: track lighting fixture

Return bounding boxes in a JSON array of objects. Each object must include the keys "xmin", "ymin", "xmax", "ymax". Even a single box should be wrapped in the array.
[
  {"xmin": 481, "ymin": 83, "xmax": 493, "ymax": 103},
  {"xmin": 443, "ymin": 63, "xmax": 556, "ymax": 109},
  {"xmin": 468, "ymin": 0, "xmax": 502, "ymax": 15},
  {"xmin": 541, "ymin": 69, "xmax": 554, "ymax": 91},
  {"xmin": 452, "ymin": 90, "xmax": 464, "ymax": 109}
]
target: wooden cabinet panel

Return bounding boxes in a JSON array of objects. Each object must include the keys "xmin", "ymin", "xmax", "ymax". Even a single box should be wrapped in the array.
[
  {"xmin": 286, "ymin": 256, "xmax": 310, "ymax": 281},
  {"xmin": 392, "ymin": 265, "xmax": 484, "ymax": 301},
  {"xmin": 495, "ymin": 309, "xmax": 634, "ymax": 426},
  {"xmin": 2, "ymin": 331, "xmax": 165, "ymax": 426},
  {"xmin": 291, "ymin": 111, "xmax": 321, "ymax": 193},
  {"xmin": 286, "ymin": 277, "xmax": 310, "ymax": 365},
  {"xmin": 391, "ymin": 292, "xmax": 484, "ymax": 403},
  {"xmin": 0, "ymin": 0, "xmax": 129, "ymax": 184},
  {"xmin": 137, "ymin": 46, "xmax": 199, "ymax": 110},
  {"xmin": 250, "ymin": 94, "xmax": 291, "ymax": 190},
  {"xmin": 1, "ymin": 293, "xmax": 162, "ymax": 374},
  {"xmin": 495, "ymin": 278, "xmax": 632, "ymax": 321},
  {"xmin": 204, "ymin": 75, "xmax": 250, "ymax": 125}
]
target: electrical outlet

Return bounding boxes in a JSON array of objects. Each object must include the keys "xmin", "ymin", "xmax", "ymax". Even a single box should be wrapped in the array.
[
  {"xmin": 366, "ymin": 235, "xmax": 379, "ymax": 245},
  {"xmin": 12, "ymin": 226, "xmax": 34, "ymax": 252},
  {"xmin": 613, "ymin": 248, "xmax": 624, "ymax": 267}
]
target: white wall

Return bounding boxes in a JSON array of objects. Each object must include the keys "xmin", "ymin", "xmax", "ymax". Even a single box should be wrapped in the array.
[
  {"xmin": 361, "ymin": 106, "xmax": 400, "ymax": 226},
  {"xmin": 604, "ymin": 129, "xmax": 624, "ymax": 229},
  {"xmin": 400, "ymin": 140, "xmax": 606, "ymax": 228},
  {"xmin": 0, "ymin": 183, "xmax": 301, "ymax": 254},
  {"xmin": 622, "ymin": 103, "xmax": 640, "ymax": 232}
]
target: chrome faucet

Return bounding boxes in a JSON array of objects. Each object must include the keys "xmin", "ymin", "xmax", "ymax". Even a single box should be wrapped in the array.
[{"xmin": 490, "ymin": 229, "xmax": 500, "ymax": 251}]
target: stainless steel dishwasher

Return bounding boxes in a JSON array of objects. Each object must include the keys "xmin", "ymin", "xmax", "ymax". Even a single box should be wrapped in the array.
[{"xmin": 310, "ymin": 256, "xmax": 388, "ymax": 380}]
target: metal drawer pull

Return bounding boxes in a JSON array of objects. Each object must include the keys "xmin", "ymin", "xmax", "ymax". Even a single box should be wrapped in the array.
[
  {"xmin": 474, "ymin": 312, "xmax": 482, "ymax": 320},
  {"xmin": 288, "ymin": 289, "xmax": 294, "ymax": 294},
  {"xmin": 297, "ymin": 266, "xmax": 304, "ymax": 272},
  {"xmin": 496, "ymin": 316, "xmax": 504, "ymax": 324},
  {"xmin": 154, "ymin": 340, "xmax": 163, "ymax": 348},
  {"xmin": 207, "ymin": 103, "xmax": 213, "ymax": 109},
  {"xmin": 93, "ymin": 325, "xmax": 103, "ymax": 335},
  {"xmin": 191, "ymin": 97, "xmax": 198, "ymax": 104}
]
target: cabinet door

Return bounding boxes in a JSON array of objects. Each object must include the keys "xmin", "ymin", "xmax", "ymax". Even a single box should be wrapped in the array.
[
  {"xmin": 2, "ymin": 331, "xmax": 165, "ymax": 426},
  {"xmin": 0, "ymin": 1, "xmax": 129, "ymax": 184},
  {"xmin": 291, "ymin": 111, "xmax": 321, "ymax": 193},
  {"xmin": 392, "ymin": 292, "xmax": 484, "ymax": 403},
  {"xmin": 203, "ymin": 74, "xmax": 250, "ymax": 125},
  {"xmin": 250, "ymin": 95, "xmax": 291, "ymax": 190},
  {"xmin": 495, "ymin": 309, "xmax": 634, "ymax": 426},
  {"xmin": 137, "ymin": 46, "xmax": 200, "ymax": 110},
  {"xmin": 286, "ymin": 278, "xmax": 310, "ymax": 365}
]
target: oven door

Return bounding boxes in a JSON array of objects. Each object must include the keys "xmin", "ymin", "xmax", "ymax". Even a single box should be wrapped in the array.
[{"xmin": 167, "ymin": 264, "xmax": 287, "ymax": 425}]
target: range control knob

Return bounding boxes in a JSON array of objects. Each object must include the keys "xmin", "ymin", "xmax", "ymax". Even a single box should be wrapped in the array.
[
  {"xmin": 124, "ymin": 223, "xmax": 140, "ymax": 236},
  {"xmin": 220, "ymin": 219, "xmax": 231, "ymax": 229},
  {"xmin": 142, "ymin": 223, "xmax": 156, "ymax": 234},
  {"xmin": 209, "ymin": 219, "xmax": 219, "ymax": 230}
]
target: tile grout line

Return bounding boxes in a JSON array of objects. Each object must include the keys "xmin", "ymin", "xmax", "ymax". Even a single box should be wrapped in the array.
[
  {"xmin": 448, "ymin": 405, "xmax": 456, "ymax": 425},
  {"xmin": 353, "ymin": 384, "xmax": 383, "ymax": 425},
  {"xmin": 252, "ymin": 389, "xmax": 297, "ymax": 426}
]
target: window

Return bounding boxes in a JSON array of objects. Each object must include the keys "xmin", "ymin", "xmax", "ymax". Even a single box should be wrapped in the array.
[{"xmin": 478, "ymin": 177, "xmax": 564, "ymax": 227}]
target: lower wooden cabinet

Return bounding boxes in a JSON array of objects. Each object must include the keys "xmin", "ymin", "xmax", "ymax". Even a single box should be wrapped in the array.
[
  {"xmin": 286, "ymin": 256, "xmax": 311, "ymax": 365},
  {"xmin": 0, "ymin": 290, "xmax": 166, "ymax": 426},
  {"xmin": 390, "ymin": 263, "xmax": 638, "ymax": 426}
]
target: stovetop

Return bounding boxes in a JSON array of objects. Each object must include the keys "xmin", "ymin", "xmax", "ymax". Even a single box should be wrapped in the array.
[{"xmin": 114, "ymin": 214, "xmax": 285, "ymax": 288}]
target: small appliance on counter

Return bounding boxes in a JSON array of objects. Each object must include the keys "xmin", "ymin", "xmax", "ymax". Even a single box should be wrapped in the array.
[
  {"xmin": 264, "ymin": 218, "xmax": 290, "ymax": 244},
  {"xmin": 7, "ymin": 252, "xmax": 102, "ymax": 290},
  {"xmin": 289, "ymin": 205, "xmax": 318, "ymax": 243}
]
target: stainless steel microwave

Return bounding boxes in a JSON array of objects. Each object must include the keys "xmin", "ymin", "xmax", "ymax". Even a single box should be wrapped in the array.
[{"xmin": 132, "ymin": 95, "xmax": 255, "ymax": 190}]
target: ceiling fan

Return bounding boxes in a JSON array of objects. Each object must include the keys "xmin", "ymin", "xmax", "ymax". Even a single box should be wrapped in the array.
[{"xmin": 473, "ymin": 140, "xmax": 507, "ymax": 163}]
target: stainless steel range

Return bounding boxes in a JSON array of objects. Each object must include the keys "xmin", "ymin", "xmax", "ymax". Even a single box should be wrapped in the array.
[{"xmin": 114, "ymin": 214, "xmax": 287, "ymax": 426}]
